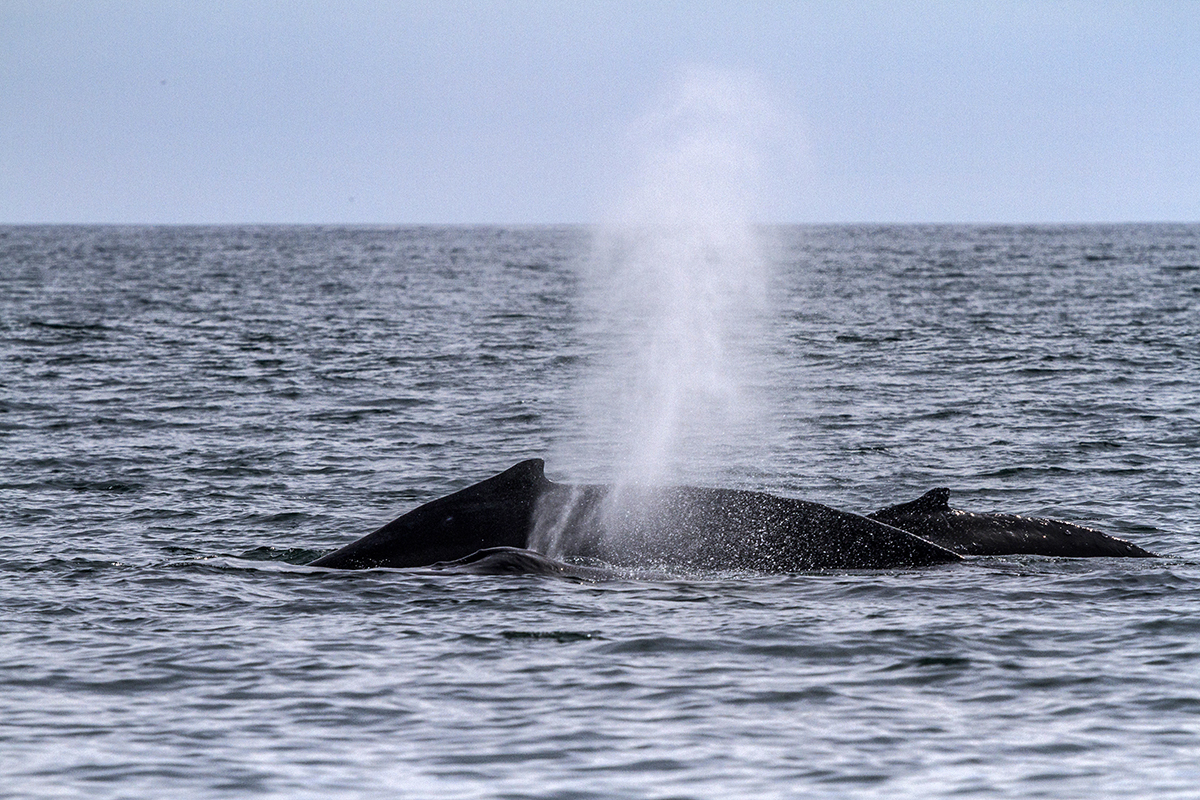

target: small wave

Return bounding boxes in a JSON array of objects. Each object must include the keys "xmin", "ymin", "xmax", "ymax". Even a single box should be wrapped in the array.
[{"xmin": 500, "ymin": 630, "xmax": 600, "ymax": 643}]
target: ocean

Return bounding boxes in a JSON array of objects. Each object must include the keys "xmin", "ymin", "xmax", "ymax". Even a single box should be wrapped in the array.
[{"xmin": 2, "ymin": 224, "xmax": 1198, "ymax": 798}]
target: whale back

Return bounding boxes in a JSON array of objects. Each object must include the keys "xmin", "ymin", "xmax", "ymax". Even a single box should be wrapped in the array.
[
  {"xmin": 309, "ymin": 459, "xmax": 548, "ymax": 569},
  {"xmin": 535, "ymin": 482, "xmax": 961, "ymax": 571},
  {"xmin": 310, "ymin": 464, "xmax": 1157, "ymax": 571},
  {"xmin": 310, "ymin": 461, "xmax": 963, "ymax": 572},
  {"xmin": 869, "ymin": 488, "xmax": 1157, "ymax": 558}
]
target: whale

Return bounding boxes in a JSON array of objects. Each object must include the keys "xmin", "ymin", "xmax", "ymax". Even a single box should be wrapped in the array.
[
  {"xmin": 308, "ymin": 459, "xmax": 962, "ymax": 571},
  {"xmin": 307, "ymin": 459, "xmax": 1158, "ymax": 573},
  {"xmin": 867, "ymin": 488, "xmax": 1157, "ymax": 558}
]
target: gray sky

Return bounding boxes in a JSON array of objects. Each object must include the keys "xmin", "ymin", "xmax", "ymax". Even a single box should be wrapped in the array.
[{"xmin": 3, "ymin": 1, "xmax": 1197, "ymax": 224}]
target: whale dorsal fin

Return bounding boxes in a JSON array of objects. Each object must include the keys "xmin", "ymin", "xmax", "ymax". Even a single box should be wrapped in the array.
[
  {"xmin": 510, "ymin": 458, "xmax": 545, "ymax": 478},
  {"xmin": 912, "ymin": 487, "xmax": 950, "ymax": 512},
  {"xmin": 874, "ymin": 487, "xmax": 951, "ymax": 518},
  {"xmin": 496, "ymin": 458, "xmax": 548, "ymax": 489}
]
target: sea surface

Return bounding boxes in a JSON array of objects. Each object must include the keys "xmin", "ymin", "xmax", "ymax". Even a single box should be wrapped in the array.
[{"xmin": 2, "ymin": 224, "xmax": 1198, "ymax": 798}]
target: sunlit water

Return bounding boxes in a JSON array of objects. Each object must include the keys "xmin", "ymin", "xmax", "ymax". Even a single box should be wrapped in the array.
[{"xmin": 2, "ymin": 225, "xmax": 1198, "ymax": 798}]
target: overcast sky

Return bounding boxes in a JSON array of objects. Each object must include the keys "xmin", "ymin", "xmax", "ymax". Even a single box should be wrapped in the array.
[{"xmin": 2, "ymin": 1, "xmax": 1197, "ymax": 224}]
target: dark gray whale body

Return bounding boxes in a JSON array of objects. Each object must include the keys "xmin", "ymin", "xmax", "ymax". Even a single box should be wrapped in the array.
[
  {"xmin": 309, "ymin": 459, "xmax": 540, "ymax": 570},
  {"xmin": 308, "ymin": 459, "xmax": 1157, "ymax": 573},
  {"xmin": 308, "ymin": 459, "xmax": 960, "ymax": 571},
  {"xmin": 868, "ymin": 488, "xmax": 1157, "ymax": 558}
]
